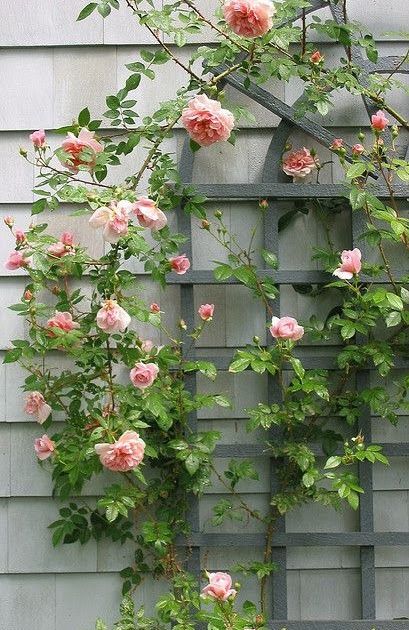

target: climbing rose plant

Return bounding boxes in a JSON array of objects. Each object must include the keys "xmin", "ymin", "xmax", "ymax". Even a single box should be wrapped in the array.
[{"xmin": 5, "ymin": 0, "xmax": 409, "ymax": 627}]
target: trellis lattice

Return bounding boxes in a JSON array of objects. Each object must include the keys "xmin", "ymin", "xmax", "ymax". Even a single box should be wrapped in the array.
[{"xmin": 169, "ymin": 1, "xmax": 409, "ymax": 627}]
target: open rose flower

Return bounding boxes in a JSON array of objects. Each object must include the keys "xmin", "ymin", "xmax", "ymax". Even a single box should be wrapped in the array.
[
  {"xmin": 89, "ymin": 200, "xmax": 132, "ymax": 243},
  {"xmin": 150, "ymin": 303, "xmax": 160, "ymax": 313},
  {"xmin": 133, "ymin": 197, "xmax": 167, "ymax": 231},
  {"xmin": 198, "ymin": 304, "xmax": 214, "ymax": 321},
  {"xmin": 352, "ymin": 143, "xmax": 365, "ymax": 155},
  {"xmin": 95, "ymin": 430, "xmax": 145, "ymax": 472},
  {"xmin": 30, "ymin": 129, "xmax": 46, "ymax": 148},
  {"xmin": 201, "ymin": 572, "xmax": 237, "ymax": 601},
  {"xmin": 371, "ymin": 110, "xmax": 389, "ymax": 131},
  {"xmin": 24, "ymin": 392, "xmax": 52, "ymax": 424},
  {"xmin": 181, "ymin": 94, "xmax": 234, "ymax": 146},
  {"xmin": 270, "ymin": 316, "xmax": 304, "ymax": 341},
  {"xmin": 330, "ymin": 138, "xmax": 344, "ymax": 150},
  {"xmin": 223, "ymin": 0, "xmax": 275, "ymax": 38},
  {"xmin": 96, "ymin": 299, "xmax": 131, "ymax": 333},
  {"xmin": 60, "ymin": 128, "xmax": 103, "ymax": 173},
  {"xmin": 5, "ymin": 251, "xmax": 30, "ymax": 270},
  {"xmin": 282, "ymin": 148, "xmax": 318, "ymax": 180},
  {"xmin": 169, "ymin": 254, "xmax": 190, "ymax": 275},
  {"xmin": 333, "ymin": 248, "xmax": 362, "ymax": 279},
  {"xmin": 130, "ymin": 362, "xmax": 159, "ymax": 389},
  {"xmin": 46, "ymin": 311, "xmax": 80, "ymax": 334},
  {"xmin": 34, "ymin": 434, "xmax": 55, "ymax": 460},
  {"xmin": 47, "ymin": 232, "xmax": 75, "ymax": 258}
]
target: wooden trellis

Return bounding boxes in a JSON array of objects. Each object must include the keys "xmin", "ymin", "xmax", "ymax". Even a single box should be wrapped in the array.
[{"xmin": 168, "ymin": 1, "xmax": 409, "ymax": 626}]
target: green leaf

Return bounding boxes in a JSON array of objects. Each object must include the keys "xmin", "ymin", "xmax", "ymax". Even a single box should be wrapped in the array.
[
  {"xmin": 185, "ymin": 453, "xmax": 200, "ymax": 475},
  {"xmin": 262, "ymin": 249, "xmax": 278, "ymax": 269},
  {"xmin": 401, "ymin": 287, "xmax": 409, "ymax": 304},
  {"xmin": 125, "ymin": 74, "xmax": 141, "ymax": 91},
  {"xmin": 324, "ymin": 455, "xmax": 342, "ymax": 470},
  {"xmin": 346, "ymin": 162, "xmax": 367, "ymax": 179},
  {"xmin": 77, "ymin": 3, "xmax": 97, "ymax": 20},
  {"xmin": 347, "ymin": 491, "xmax": 359, "ymax": 510},
  {"xmin": 386, "ymin": 292, "xmax": 403, "ymax": 311},
  {"xmin": 3, "ymin": 348, "xmax": 22, "ymax": 363},
  {"xmin": 385, "ymin": 311, "xmax": 401, "ymax": 328},
  {"xmin": 290, "ymin": 357, "xmax": 305, "ymax": 380},
  {"xmin": 31, "ymin": 198, "xmax": 47, "ymax": 215},
  {"xmin": 213, "ymin": 264, "xmax": 233, "ymax": 281},
  {"xmin": 105, "ymin": 505, "xmax": 119, "ymax": 522},
  {"xmin": 78, "ymin": 107, "xmax": 91, "ymax": 127},
  {"xmin": 229, "ymin": 357, "xmax": 250, "ymax": 373}
]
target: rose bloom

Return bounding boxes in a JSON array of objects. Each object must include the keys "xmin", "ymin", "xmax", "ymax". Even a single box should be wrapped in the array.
[
  {"xmin": 310, "ymin": 50, "xmax": 323, "ymax": 63},
  {"xmin": 15, "ymin": 229, "xmax": 26, "ymax": 244},
  {"xmin": 181, "ymin": 94, "xmax": 235, "ymax": 147},
  {"xmin": 270, "ymin": 316, "xmax": 304, "ymax": 341},
  {"xmin": 4, "ymin": 215, "xmax": 14, "ymax": 227},
  {"xmin": 282, "ymin": 148, "xmax": 318, "ymax": 179},
  {"xmin": 24, "ymin": 392, "xmax": 52, "ymax": 424},
  {"xmin": 333, "ymin": 248, "xmax": 362, "ymax": 280},
  {"xmin": 371, "ymin": 110, "xmax": 389, "ymax": 131},
  {"xmin": 95, "ymin": 430, "xmax": 145, "ymax": 472},
  {"xmin": 89, "ymin": 200, "xmax": 132, "ymax": 244},
  {"xmin": 24, "ymin": 289, "xmax": 33, "ymax": 301},
  {"xmin": 5, "ymin": 251, "xmax": 30, "ymax": 270},
  {"xmin": 352, "ymin": 143, "xmax": 365, "ymax": 155},
  {"xmin": 130, "ymin": 362, "xmax": 159, "ymax": 389},
  {"xmin": 34, "ymin": 434, "xmax": 55, "ymax": 460},
  {"xmin": 133, "ymin": 197, "xmax": 167, "ymax": 231},
  {"xmin": 223, "ymin": 0, "xmax": 275, "ymax": 38},
  {"xmin": 150, "ymin": 303, "xmax": 160, "ymax": 313},
  {"xmin": 141, "ymin": 339, "xmax": 154, "ymax": 353},
  {"xmin": 330, "ymin": 138, "xmax": 343, "ymax": 150},
  {"xmin": 30, "ymin": 129, "xmax": 46, "ymax": 148},
  {"xmin": 201, "ymin": 572, "xmax": 237, "ymax": 601},
  {"xmin": 47, "ymin": 232, "xmax": 75, "ymax": 258},
  {"xmin": 198, "ymin": 303, "xmax": 214, "ymax": 321},
  {"xmin": 169, "ymin": 254, "xmax": 191, "ymax": 275},
  {"xmin": 60, "ymin": 128, "xmax": 103, "ymax": 173},
  {"xmin": 96, "ymin": 299, "xmax": 131, "ymax": 333},
  {"xmin": 46, "ymin": 311, "xmax": 80, "ymax": 333}
]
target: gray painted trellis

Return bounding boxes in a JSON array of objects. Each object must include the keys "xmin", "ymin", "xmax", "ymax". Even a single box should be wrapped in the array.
[{"xmin": 168, "ymin": 0, "xmax": 409, "ymax": 627}]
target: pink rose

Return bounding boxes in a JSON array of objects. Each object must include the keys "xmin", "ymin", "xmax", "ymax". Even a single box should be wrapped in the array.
[
  {"xmin": 141, "ymin": 339, "xmax": 154, "ymax": 353},
  {"xmin": 181, "ymin": 94, "xmax": 235, "ymax": 147},
  {"xmin": 133, "ymin": 197, "xmax": 167, "ymax": 231},
  {"xmin": 198, "ymin": 304, "xmax": 214, "ymax": 321},
  {"xmin": 34, "ymin": 434, "xmax": 55, "ymax": 460},
  {"xmin": 96, "ymin": 299, "xmax": 131, "ymax": 333},
  {"xmin": 4, "ymin": 215, "xmax": 14, "ymax": 227},
  {"xmin": 60, "ymin": 231, "xmax": 74, "ymax": 246},
  {"xmin": 5, "ymin": 251, "xmax": 30, "ymax": 270},
  {"xmin": 25, "ymin": 392, "xmax": 52, "ymax": 424},
  {"xmin": 169, "ymin": 254, "xmax": 191, "ymax": 275},
  {"xmin": 60, "ymin": 128, "xmax": 103, "ymax": 173},
  {"xmin": 95, "ymin": 430, "xmax": 145, "ymax": 472},
  {"xmin": 150, "ymin": 303, "xmax": 160, "ymax": 313},
  {"xmin": 24, "ymin": 289, "xmax": 33, "ymax": 301},
  {"xmin": 46, "ymin": 311, "xmax": 80, "ymax": 333},
  {"xmin": 89, "ymin": 200, "xmax": 131, "ymax": 244},
  {"xmin": 223, "ymin": 0, "xmax": 275, "ymax": 38},
  {"xmin": 371, "ymin": 110, "xmax": 389, "ymax": 131},
  {"xmin": 310, "ymin": 50, "xmax": 323, "ymax": 64},
  {"xmin": 330, "ymin": 138, "xmax": 344, "ymax": 150},
  {"xmin": 47, "ymin": 233, "xmax": 75, "ymax": 258},
  {"xmin": 333, "ymin": 248, "xmax": 362, "ymax": 279},
  {"xmin": 201, "ymin": 572, "xmax": 237, "ymax": 601},
  {"xmin": 352, "ymin": 143, "xmax": 365, "ymax": 155},
  {"xmin": 282, "ymin": 148, "xmax": 318, "ymax": 179},
  {"xmin": 15, "ymin": 229, "xmax": 26, "ymax": 244},
  {"xmin": 30, "ymin": 129, "xmax": 46, "ymax": 148},
  {"xmin": 270, "ymin": 316, "xmax": 304, "ymax": 341},
  {"xmin": 130, "ymin": 362, "xmax": 159, "ymax": 389}
]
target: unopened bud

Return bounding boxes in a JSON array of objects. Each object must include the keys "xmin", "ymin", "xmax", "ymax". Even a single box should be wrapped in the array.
[
  {"xmin": 310, "ymin": 147, "xmax": 317, "ymax": 158},
  {"xmin": 51, "ymin": 285, "xmax": 61, "ymax": 295},
  {"xmin": 214, "ymin": 210, "xmax": 222, "ymax": 219},
  {"xmin": 201, "ymin": 219, "xmax": 210, "ymax": 230},
  {"xmin": 255, "ymin": 614, "xmax": 265, "ymax": 626},
  {"xmin": 3, "ymin": 215, "xmax": 14, "ymax": 228},
  {"xmin": 19, "ymin": 147, "xmax": 28, "ymax": 158},
  {"xmin": 391, "ymin": 124, "xmax": 399, "ymax": 138},
  {"xmin": 179, "ymin": 319, "xmax": 187, "ymax": 330},
  {"xmin": 253, "ymin": 335, "xmax": 260, "ymax": 344},
  {"xmin": 114, "ymin": 187, "xmax": 123, "ymax": 195},
  {"xmin": 259, "ymin": 199, "xmax": 268, "ymax": 210},
  {"xmin": 352, "ymin": 432, "xmax": 365, "ymax": 445},
  {"xmin": 358, "ymin": 131, "xmax": 365, "ymax": 141},
  {"xmin": 150, "ymin": 303, "xmax": 160, "ymax": 313},
  {"xmin": 23, "ymin": 290, "xmax": 33, "ymax": 301}
]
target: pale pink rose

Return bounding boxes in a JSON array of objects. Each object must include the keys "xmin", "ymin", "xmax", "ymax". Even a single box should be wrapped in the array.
[
  {"xmin": 30, "ymin": 129, "xmax": 46, "ymax": 148},
  {"xmin": 5, "ymin": 251, "xmax": 30, "ymax": 270},
  {"xmin": 141, "ymin": 339, "xmax": 154, "ymax": 353},
  {"xmin": 223, "ymin": 0, "xmax": 275, "ymax": 38},
  {"xmin": 95, "ymin": 430, "xmax": 145, "ymax": 472},
  {"xmin": 60, "ymin": 231, "xmax": 74, "ymax": 246},
  {"xmin": 181, "ymin": 94, "xmax": 235, "ymax": 147},
  {"xmin": 352, "ymin": 143, "xmax": 365, "ymax": 155},
  {"xmin": 198, "ymin": 304, "xmax": 214, "ymax": 321},
  {"xmin": 270, "ymin": 316, "xmax": 304, "ymax": 341},
  {"xmin": 371, "ymin": 110, "xmax": 389, "ymax": 131},
  {"xmin": 15, "ymin": 229, "xmax": 26, "ymax": 244},
  {"xmin": 133, "ymin": 197, "xmax": 167, "ymax": 231},
  {"xmin": 3, "ymin": 215, "xmax": 14, "ymax": 227},
  {"xmin": 60, "ymin": 128, "xmax": 103, "ymax": 173},
  {"xmin": 330, "ymin": 138, "xmax": 344, "ymax": 150},
  {"xmin": 310, "ymin": 50, "xmax": 323, "ymax": 64},
  {"xmin": 46, "ymin": 311, "xmax": 80, "ymax": 333},
  {"xmin": 333, "ymin": 248, "xmax": 362, "ymax": 279},
  {"xmin": 130, "ymin": 362, "xmax": 159, "ymax": 389},
  {"xmin": 150, "ymin": 303, "xmax": 160, "ymax": 313},
  {"xmin": 34, "ymin": 434, "xmax": 55, "ymax": 460},
  {"xmin": 282, "ymin": 148, "xmax": 318, "ymax": 179},
  {"xmin": 201, "ymin": 572, "xmax": 237, "ymax": 601},
  {"xmin": 25, "ymin": 392, "xmax": 52, "ymax": 424},
  {"xmin": 96, "ymin": 299, "xmax": 131, "ymax": 333},
  {"xmin": 169, "ymin": 254, "xmax": 191, "ymax": 275},
  {"xmin": 89, "ymin": 200, "xmax": 131, "ymax": 244}
]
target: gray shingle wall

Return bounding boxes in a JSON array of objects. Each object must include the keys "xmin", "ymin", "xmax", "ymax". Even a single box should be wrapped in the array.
[{"xmin": 1, "ymin": 1, "xmax": 408, "ymax": 628}]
